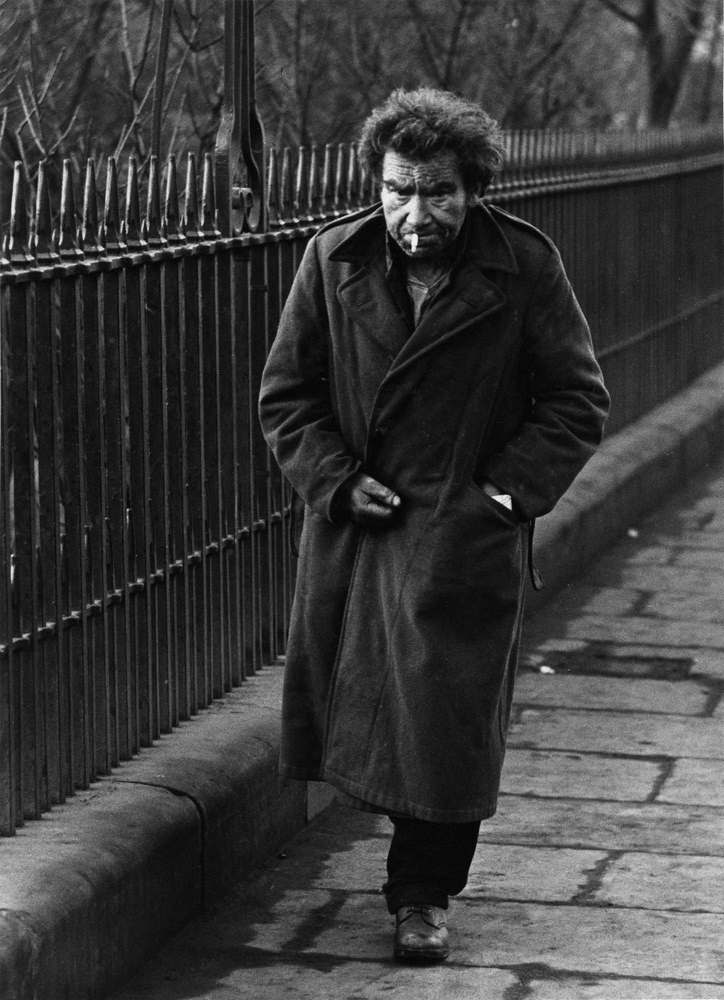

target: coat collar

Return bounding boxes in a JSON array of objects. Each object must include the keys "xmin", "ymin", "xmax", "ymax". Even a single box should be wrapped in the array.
[
  {"xmin": 328, "ymin": 202, "xmax": 519, "ymax": 275},
  {"xmin": 333, "ymin": 204, "xmax": 514, "ymax": 385}
]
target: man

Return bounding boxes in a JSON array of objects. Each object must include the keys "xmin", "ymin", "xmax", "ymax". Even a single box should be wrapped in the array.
[{"xmin": 258, "ymin": 88, "xmax": 609, "ymax": 962}]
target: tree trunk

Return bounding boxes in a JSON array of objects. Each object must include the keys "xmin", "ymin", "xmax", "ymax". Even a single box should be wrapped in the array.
[{"xmin": 642, "ymin": 0, "xmax": 707, "ymax": 126}]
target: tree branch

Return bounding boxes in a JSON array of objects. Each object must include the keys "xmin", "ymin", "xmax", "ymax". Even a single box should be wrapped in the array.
[
  {"xmin": 596, "ymin": 0, "xmax": 643, "ymax": 26},
  {"xmin": 527, "ymin": 0, "xmax": 590, "ymax": 80},
  {"xmin": 405, "ymin": 0, "xmax": 445, "ymax": 84}
]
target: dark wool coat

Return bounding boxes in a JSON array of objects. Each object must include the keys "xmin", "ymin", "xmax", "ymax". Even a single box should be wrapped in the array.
[{"xmin": 258, "ymin": 203, "xmax": 609, "ymax": 822}]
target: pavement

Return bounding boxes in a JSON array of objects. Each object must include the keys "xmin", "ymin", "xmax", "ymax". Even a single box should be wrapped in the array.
[
  {"xmin": 2, "ymin": 362, "xmax": 724, "ymax": 1000},
  {"xmin": 105, "ymin": 393, "xmax": 724, "ymax": 998}
]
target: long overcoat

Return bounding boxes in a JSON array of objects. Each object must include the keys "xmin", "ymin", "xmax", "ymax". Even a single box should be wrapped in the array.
[{"xmin": 258, "ymin": 203, "xmax": 609, "ymax": 822}]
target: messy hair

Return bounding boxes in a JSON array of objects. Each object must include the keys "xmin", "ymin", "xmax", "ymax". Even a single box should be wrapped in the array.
[{"xmin": 358, "ymin": 88, "xmax": 504, "ymax": 196}]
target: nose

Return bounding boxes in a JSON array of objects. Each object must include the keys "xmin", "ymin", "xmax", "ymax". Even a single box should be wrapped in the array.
[{"xmin": 405, "ymin": 193, "xmax": 431, "ymax": 228}]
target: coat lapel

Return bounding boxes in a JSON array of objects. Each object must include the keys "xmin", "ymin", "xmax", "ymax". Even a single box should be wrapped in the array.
[
  {"xmin": 385, "ymin": 263, "xmax": 507, "ymax": 381},
  {"xmin": 330, "ymin": 203, "xmax": 518, "ymax": 379},
  {"xmin": 336, "ymin": 258, "xmax": 410, "ymax": 358}
]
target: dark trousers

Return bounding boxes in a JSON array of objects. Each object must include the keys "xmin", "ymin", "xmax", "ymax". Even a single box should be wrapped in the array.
[{"xmin": 382, "ymin": 814, "xmax": 481, "ymax": 914}]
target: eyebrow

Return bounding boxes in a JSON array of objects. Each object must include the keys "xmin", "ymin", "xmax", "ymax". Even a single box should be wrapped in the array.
[{"xmin": 382, "ymin": 178, "xmax": 458, "ymax": 195}]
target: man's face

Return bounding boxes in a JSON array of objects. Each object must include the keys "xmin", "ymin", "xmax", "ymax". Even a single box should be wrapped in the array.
[{"xmin": 380, "ymin": 149, "xmax": 472, "ymax": 259}]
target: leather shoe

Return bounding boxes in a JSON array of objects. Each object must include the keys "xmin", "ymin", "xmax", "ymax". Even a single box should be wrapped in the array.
[{"xmin": 394, "ymin": 904, "xmax": 449, "ymax": 962}]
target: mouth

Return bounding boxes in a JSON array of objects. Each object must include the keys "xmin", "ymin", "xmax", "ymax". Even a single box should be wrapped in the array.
[{"xmin": 403, "ymin": 230, "xmax": 436, "ymax": 253}]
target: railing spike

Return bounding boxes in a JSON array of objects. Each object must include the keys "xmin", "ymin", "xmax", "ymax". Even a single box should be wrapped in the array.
[
  {"xmin": 142, "ymin": 154, "xmax": 165, "ymax": 246},
  {"xmin": 163, "ymin": 155, "xmax": 185, "ymax": 243},
  {"xmin": 201, "ymin": 152, "xmax": 220, "ymax": 237},
  {"xmin": 32, "ymin": 160, "xmax": 59, "ymax": 262},
  {"xmin": 294, "ymin": 145, "xmax": 307, "ymax": 221},
  {"xmin": 183, "ymin": 152, "xmax": 204, "ymax": 240},
  {"xmin": 122, "ymin": 155, "xmax": 145, "ymax": 250},
  {"xmin": 56, "ymin": 159, "xmax": 83, "ymax": 259},
  {"xmin": 80, "ymin": 159, "xmax": 102, "ymax": 254},
  {"xmin": 346, "ymin": 143, "xmax": 360, "ymax": 209},
  {"xmin": 100, "ymin": 157, "xmax": 123, "ymax": 252},
  {"xmin": 266, "ymin": 147, "xmax": 281, "ymax": 227},
  {"xmin": 3, "ymin": 161, "xmax": 33, "ymax": 264},
  {"xmin": 307, "ymin": 144, "xmax": 321, "ymax": 219},
  {"xmin": 321, "ymin": 143, "xmax": 334, "ymax": 216},
  {"xmin": 280, "ymin": 147, "xmax": 293, "ymax": 226},
  {"xmin": 333, "ymin": 143, "xmax": 346, "ymax": 215}
]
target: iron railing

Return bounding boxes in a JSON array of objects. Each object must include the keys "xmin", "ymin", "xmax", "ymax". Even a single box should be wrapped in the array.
[{"xmin": 0, "ymin": 125, "xmax": 723, "ymax": 834}]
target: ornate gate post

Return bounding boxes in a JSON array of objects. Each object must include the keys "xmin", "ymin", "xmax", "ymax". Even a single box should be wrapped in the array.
[{"xmin": 215, "ymin": 0, "xmax": 266, "ymax": 235}]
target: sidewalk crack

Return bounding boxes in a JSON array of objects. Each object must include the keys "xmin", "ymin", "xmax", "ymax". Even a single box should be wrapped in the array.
[
  {"xmin": 647, "ymin": 757, "xmax": 676, "ymax": 803},
  {"xmin": 571, "ymin": 850, "xmax": 623, "ymax": 905}
]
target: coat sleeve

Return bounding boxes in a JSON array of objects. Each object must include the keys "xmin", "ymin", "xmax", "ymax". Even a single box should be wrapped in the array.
[
  {"xmin": 483, "ymin": 247, "xmax": 610, "ymax": 521},
  {"xmin": 258, "ymin": 235, "xmax": 361, "ymax": 522}
]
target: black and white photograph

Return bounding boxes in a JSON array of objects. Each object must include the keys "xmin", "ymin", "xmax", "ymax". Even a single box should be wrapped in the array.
[{"xmin": 0, "ymin": 1, "xmax": 722, "ymax": 997}]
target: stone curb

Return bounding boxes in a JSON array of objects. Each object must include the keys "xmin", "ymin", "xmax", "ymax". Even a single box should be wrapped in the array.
[{"xmin": 2, "ymin": 361, "xmax": 724, "ymax": 1000}]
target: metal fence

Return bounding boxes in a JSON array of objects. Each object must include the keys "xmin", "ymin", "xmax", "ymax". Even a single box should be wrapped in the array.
[{"xmin": 0, "ymin": 125, "xmax": 723, "ymax": 835}]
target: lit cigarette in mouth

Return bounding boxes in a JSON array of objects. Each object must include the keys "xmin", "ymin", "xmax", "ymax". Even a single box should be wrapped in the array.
[{"xmin": 410, "ymin": 233, "xmax": 419, "ymax": 254}]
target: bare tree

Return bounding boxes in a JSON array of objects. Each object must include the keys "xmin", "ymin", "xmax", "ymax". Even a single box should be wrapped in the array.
[{"xmin": 596, "ymin": 0, "xmax": 711, "ymax": 124}]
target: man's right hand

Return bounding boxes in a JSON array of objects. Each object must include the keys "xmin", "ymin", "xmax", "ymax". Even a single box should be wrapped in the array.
[{"xmin": 338, "ymin": 473, "xmax": 402, "ymax": 527}]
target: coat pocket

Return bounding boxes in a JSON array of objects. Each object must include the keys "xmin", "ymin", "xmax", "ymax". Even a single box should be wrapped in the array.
[{"xmin": 466, "ymin": 480, "xmax": 520, "ymax": 528}]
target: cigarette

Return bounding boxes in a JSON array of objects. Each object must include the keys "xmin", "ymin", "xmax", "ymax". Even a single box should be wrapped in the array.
[{"xmin": 410, "ymin": 233, "xmax": 419, "ymax": 254}]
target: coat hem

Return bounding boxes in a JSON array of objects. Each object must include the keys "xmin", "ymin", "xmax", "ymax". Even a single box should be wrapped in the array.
[{"xmin": 319, "ymin": 766, "xmax": 499, "ymax": 823}]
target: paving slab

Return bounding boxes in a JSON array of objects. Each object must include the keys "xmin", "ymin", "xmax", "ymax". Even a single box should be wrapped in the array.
[
  {"xmin": 501, "ymin": 748, "xmax": 661, "ymax": 802},
  {"xmin": 509, "ymin": 707, "xmax": 724, "ymax": 758},
  {"xmin": 545, "ymin": 585, "xmax": 643, "ymax": 616},
  {"xmin": 618, "ymin": 544, "xmax": 675, "ymax": 565},
  {"xmin": 644, "ymin": 591, "xmax": 724, "ymax": 622},
  {"xmin": 478, "ymin": 796, "xmax": 724, "ymax": 855},
  {"xmin": 658, "ymin": 758, "xmax": 724, "ymax": 807},
  {"xmin": 651, "ymin": 529, "xmax": 724, "ymax": 549},
  {"xmin": 523, "ymin": 644, "xmax": 724, "ymax": 682},
  {"xmin": 527, "ymin": 978, "xmax": 724, "ymax": 999},
  {"xmin": 513, "ymin": 673, "xmax": 709, "ymax": 714},
  {"xmin": 598, "ymin": 852, "xmax": 724, "ymax": 911},
  {"xmin": 461, "ymin": 844, "xmax": 607, "ymax": 902},
  {"xmin": 582, "ymin": 564, "xmax": 722, "ymax": 595},
  {"xmin": 547, "ymin": 613, "xmax": 724, "ymax": 649},
  {"xmin": 692, "ymin": 650, "xmax": 724, "ymax": 681},
  {"xmin": 671, "ymin": 547, "xmax": 724, "ymax": 568}
]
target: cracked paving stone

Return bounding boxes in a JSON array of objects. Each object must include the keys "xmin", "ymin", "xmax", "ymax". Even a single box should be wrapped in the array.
[
  {"xmin": 513, "ymin": 674, "xmax": 708, "ymax": 715},
  {"xmin": 597, "ymin": 852, "xmax": 724, "ymax": 912},
  {"xmin": 657, "ymin": 758, "xmax": 724, "ymax": 807},
  {"xmin": 461, "ymin": 844, "xmax": 607, "ymax": 903}
]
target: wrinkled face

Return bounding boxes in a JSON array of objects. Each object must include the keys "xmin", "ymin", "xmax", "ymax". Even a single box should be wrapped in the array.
[{"xmin": 380, "ymin": 149, "xmax": 472, "ymax": 259}]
